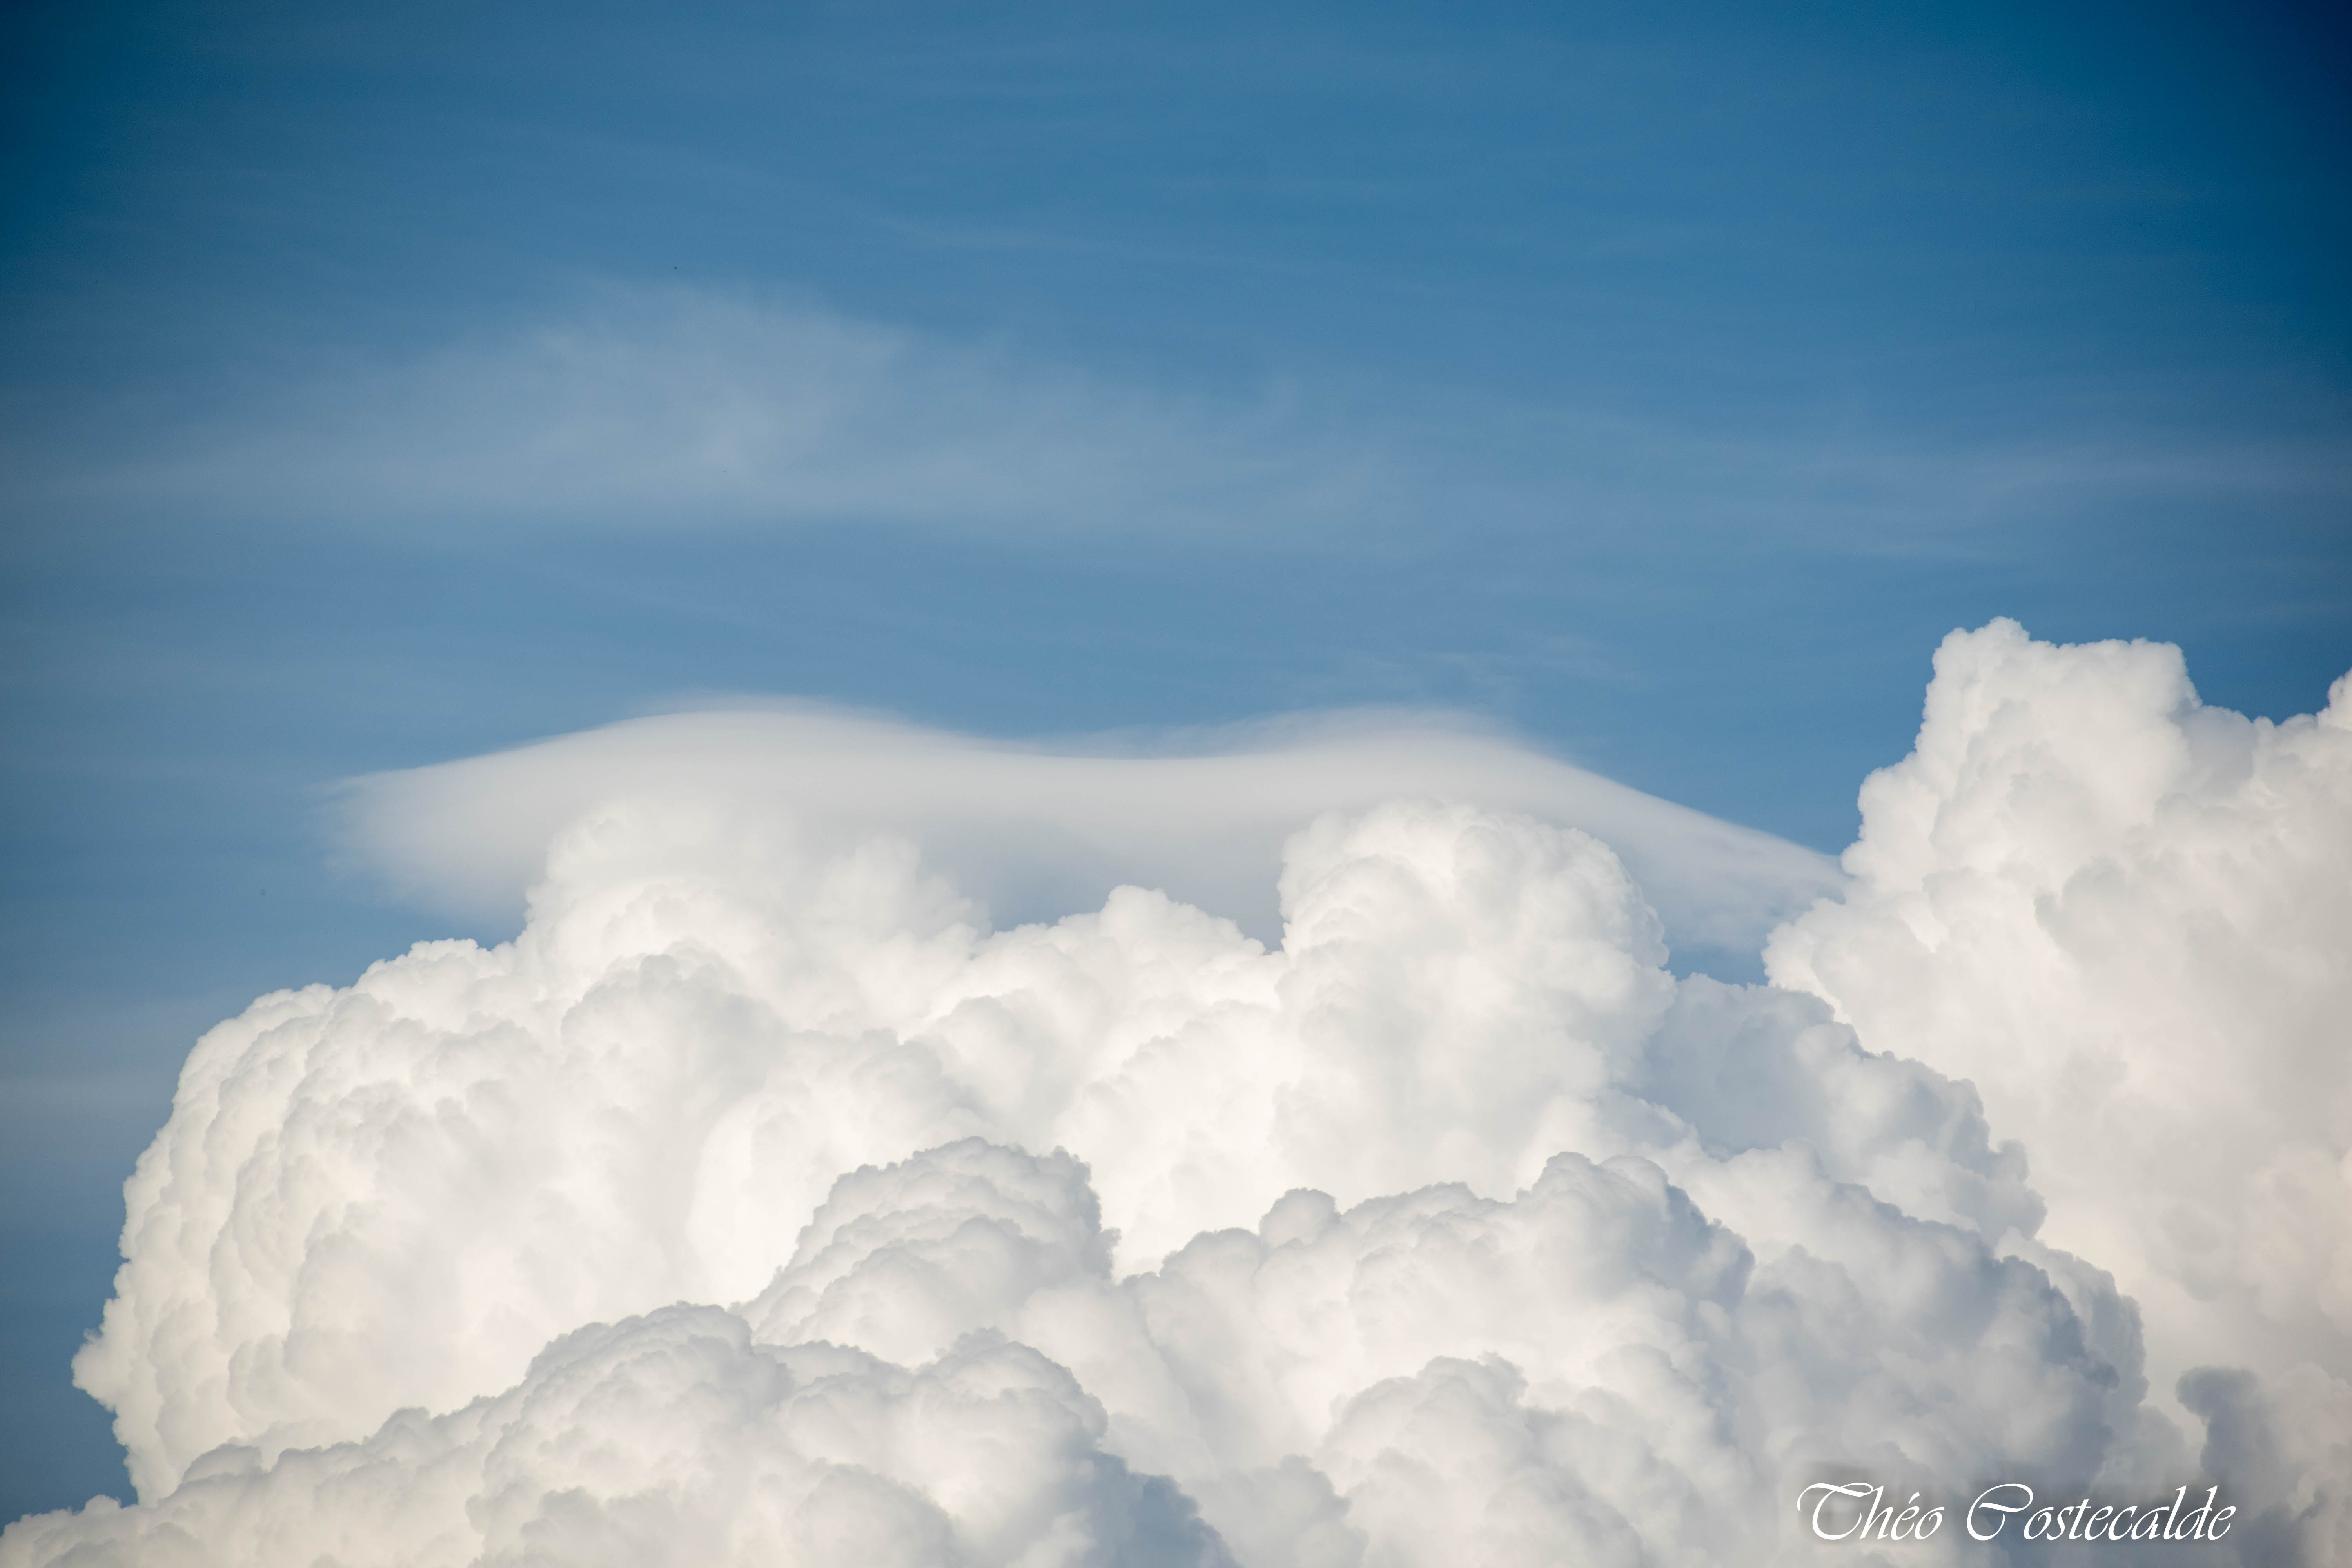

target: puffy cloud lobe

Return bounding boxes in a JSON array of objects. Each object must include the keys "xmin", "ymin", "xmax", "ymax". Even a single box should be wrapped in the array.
[
  {"xmin": 13, "ymin": 624, "xmax": 2348, "ymax": 1564},
  {"xmin": 8, "ymin": 1135, "xmax": 2146, "ymax": 1568},
  {"xmin": 4, "ymin": 1304, "xmax": 1230, "ymax": 1568},
  {"xmin": 74, "ymin": 800, "xmax": 1699, "ymax": 1499},
  {"xmin": 1642, "ymin": 977, "xmax": 2043, "ymax": 1241},
  {"xmin": 1767, "ymin": 618, "xmax": 2352, "ymax": 1555},
  {"xmin": 52, "ymin": 920, "xmax": 2136, "ymax": 1561},
  {"xmin": 1132, "ymin": 1151, "xmax": 2143, "ymax": 1562}
]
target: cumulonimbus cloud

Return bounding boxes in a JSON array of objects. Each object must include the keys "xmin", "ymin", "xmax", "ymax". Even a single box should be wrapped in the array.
[{"xmin": 5, "ymin": 622, "xmax": 2347, "ymax": 1565}]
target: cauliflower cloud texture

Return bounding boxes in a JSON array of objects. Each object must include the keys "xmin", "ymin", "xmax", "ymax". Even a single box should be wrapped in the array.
[{"xmin": 7, "ymin": 622, "xmax": 2346, "ymax": 1565}]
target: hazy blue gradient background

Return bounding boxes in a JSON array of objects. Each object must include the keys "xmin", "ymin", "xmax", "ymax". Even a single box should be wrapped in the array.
[{"xmin": 2, "ymin": 0, "xmax": 2347, "ymax": 1522}]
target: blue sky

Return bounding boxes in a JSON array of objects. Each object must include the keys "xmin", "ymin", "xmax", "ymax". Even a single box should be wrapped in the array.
[{"xmin": 2, "ymin": 0, "xmax": 2347, "ymax": 1523}]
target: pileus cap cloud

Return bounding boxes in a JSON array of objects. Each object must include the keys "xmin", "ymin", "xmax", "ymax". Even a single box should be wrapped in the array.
[{"xmin": 333, "ymin": 703, "xmax": 1842, "ymax": 958}]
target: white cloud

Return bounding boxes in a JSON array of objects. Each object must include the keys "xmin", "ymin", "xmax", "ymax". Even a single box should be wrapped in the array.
[
  {"xmin": 12, "ymin": 285, "xmax": 2341, "ymax": 550},
  {"xmin": 19, "ymin": 288, "xmax": 1393, "ymax": 539},
  {"xmin": 1768, "ymin": 618, "xmax": 2352, "ymax": 1557},
  {"xmin": 4, "ymin": 1303, "xmax": 1233, "ymax": 1568},
  {"xmin": 9, "ymin": 623, "xmax": 2348, "ymax": 1564},
  {"xmin": 330, "ymin": 702, "xmax": 1842, "ymax": 958}
]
